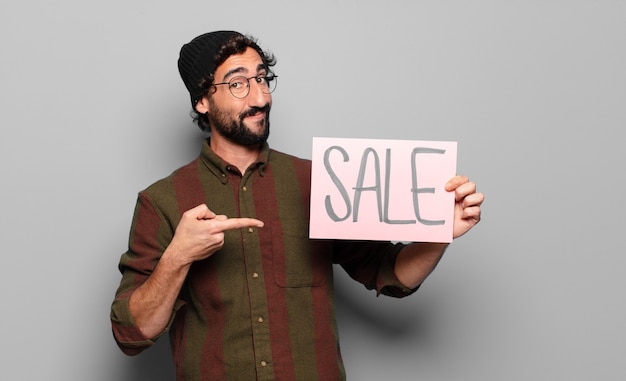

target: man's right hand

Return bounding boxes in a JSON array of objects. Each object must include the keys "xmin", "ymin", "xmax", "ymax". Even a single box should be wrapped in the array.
[{"xmin": 168, "ymin": 204, "xmax": 264, "ymax": 266}]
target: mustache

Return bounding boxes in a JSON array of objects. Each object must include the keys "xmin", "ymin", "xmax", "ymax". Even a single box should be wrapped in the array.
[{"xmin": 240, "ymin": 104, "xmax": 271, "ymax": 119}]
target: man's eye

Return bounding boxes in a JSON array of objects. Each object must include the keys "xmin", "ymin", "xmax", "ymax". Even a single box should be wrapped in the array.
[{"xmin": 230, "ymin": 81, "xmax": 245, "ymax": 89}]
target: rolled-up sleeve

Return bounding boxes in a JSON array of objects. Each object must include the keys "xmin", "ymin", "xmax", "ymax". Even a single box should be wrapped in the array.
[
  {"xmin": 110, "ymin": 192, "xmax": 183, "ymax": 355},
  {"xmin": 332, "ymin": 240, "xmax": 419, "ymax": 298}
]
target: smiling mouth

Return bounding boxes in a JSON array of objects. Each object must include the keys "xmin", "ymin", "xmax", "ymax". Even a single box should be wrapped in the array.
[
  {"xmin": 241, "ymin": 105, "xmax": 270, "ymax": 120},
  {"xmin": 246, "ymin": 111, "xmax": 265, "ymax": 119}
]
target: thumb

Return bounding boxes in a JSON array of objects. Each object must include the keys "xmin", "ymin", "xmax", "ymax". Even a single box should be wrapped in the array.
[{"xmin": 187, "ymin": 204, "xmax": 217, "ymax": 220}]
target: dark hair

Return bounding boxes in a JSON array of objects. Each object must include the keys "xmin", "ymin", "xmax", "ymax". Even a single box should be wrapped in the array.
[{"xmin": 193, "ymin": 34, "xmax": 276, "ymax": 132}]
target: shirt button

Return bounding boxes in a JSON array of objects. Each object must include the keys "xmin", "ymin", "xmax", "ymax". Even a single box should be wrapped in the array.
[
  {"xmin": 252, "ymin": 272, "xmax": 259, "ymax": 279},
  {"xmin": 248, "ymin": 227, "xmax": 254, "ymax": 233},
  {"xmin": 257, "ymin": 316, "xmax": 264, "ymax": 323},
  {"xmin": 260, "ymin": 360, "xmax": 267, "ymax": 367},
  {"xmin": 242, "ymin": 186, "xmax": 247, "ymax": 192}
]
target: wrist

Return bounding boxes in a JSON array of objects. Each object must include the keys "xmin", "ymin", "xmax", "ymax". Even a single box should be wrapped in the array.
[{"xmin": 161, "ymin": 243, "xmax": 193, "ymax": 272}]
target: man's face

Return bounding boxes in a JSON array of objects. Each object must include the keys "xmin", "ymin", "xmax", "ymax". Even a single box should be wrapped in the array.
[{"xmin": 203, "ymin": 47, "xmax": 272, "ymax": 146}]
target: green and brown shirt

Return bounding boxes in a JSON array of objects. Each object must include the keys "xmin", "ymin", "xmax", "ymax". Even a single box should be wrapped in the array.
[{"xmin": 111, "ymin": 140, "xmax": 416, "ymax": 381}]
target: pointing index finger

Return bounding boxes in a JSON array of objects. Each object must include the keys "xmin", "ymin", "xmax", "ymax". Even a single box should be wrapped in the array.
[{"xmin": 216, "ymin": 217, "xmax": 265, "ymax": 233}]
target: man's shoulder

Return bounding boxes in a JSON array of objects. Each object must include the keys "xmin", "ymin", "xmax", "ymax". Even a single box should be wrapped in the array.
[{"xmin": 139, "ymin": 157, "xmax": 201, "ymax": 196}]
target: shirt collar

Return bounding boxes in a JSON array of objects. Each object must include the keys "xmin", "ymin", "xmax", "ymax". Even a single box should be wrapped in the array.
[{"xmin": 200, "ymin": 138, "xmax": 269, "ymax": 182}]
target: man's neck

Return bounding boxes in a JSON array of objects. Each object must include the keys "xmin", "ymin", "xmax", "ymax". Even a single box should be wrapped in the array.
[{"xmin": 209, "ymin": 135, "xmax": 262, "ymax": 173}]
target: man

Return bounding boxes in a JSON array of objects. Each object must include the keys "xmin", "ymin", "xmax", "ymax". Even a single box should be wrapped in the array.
[{"xmin": 110, "ymin": 30, "xmax": 484, "ymax": 381}]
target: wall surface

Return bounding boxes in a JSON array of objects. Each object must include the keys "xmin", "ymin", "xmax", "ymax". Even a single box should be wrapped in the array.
[{"xmin": 1, "ymin": 1, "xmax": 624, "ymax": 380}]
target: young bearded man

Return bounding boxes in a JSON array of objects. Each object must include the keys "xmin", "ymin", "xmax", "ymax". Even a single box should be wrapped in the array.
[{"xmin": 111, "ymin": 30, "xmax": 484, "ymax": 381}]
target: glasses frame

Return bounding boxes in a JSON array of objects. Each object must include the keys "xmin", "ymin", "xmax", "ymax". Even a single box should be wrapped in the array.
[{"xmin": 212, "ymin": 74, "xmax": 278, "ymax": 99}]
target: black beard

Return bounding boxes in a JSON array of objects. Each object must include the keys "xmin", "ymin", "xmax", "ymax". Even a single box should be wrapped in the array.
[{"xmin": 208, "ymin": 105, "xmax": 271, "ymax": 147}]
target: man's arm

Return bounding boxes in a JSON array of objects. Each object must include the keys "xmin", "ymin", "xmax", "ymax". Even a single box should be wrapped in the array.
[
  {"xmin": 394, "ymin": 175, "xmax": 484, "ymax": 289},
  {"xmin": 394, "ymin": 242, "xmax": 448, "ymax": 289}
]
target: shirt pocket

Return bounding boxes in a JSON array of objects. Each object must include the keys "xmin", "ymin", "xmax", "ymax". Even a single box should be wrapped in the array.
[{"xmin": 270, "ymin": 221, "xmax": 330, "ymax": 288}]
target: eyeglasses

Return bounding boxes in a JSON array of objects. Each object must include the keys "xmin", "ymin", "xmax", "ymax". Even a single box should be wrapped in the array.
[{"xmin": 212, "ymin": 74, "xmax": 278, "ymax": 99}]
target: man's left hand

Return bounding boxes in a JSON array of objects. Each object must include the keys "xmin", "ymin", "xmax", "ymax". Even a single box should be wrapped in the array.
[{"xmin": 446, "ymin": 175, "xmax": 484, "ymax": 239}]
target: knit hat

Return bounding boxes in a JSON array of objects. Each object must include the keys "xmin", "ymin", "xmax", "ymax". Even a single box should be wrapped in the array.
[{"xmin": 178, "ymin": 30, "xmax": 243, "ymax": 107}]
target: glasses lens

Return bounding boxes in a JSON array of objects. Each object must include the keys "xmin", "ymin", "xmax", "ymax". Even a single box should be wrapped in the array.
[
  {"xmin": 228, "ymin": 77, "xmax": 250, "ymax": 99},
  {"xmin": 263, "ymin": 75, "xmax": 277, "ymax": 94},
  {"xmin": 260, "ymin": 75, "xmax": 278, "ymax": 94}
]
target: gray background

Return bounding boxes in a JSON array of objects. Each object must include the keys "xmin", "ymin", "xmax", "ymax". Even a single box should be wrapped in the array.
[{"xmin": 1, "ymin": 0, "xmax": 624, "ymax": 380}]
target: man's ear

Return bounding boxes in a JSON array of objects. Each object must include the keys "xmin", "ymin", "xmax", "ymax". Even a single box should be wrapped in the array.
[{"xmin": 195, "ymin": 97, "xmax": 210, "ymax": 114}]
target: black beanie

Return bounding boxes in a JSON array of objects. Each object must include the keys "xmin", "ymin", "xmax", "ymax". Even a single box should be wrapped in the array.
[{"xmin": 177, "ymin": 31, "xmax": 243, "ymax": 107}]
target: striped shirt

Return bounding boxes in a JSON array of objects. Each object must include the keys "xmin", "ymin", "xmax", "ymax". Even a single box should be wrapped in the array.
[{"xmin": 111, "ymin": 139, "xmax": 416, "ymax": 380}]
